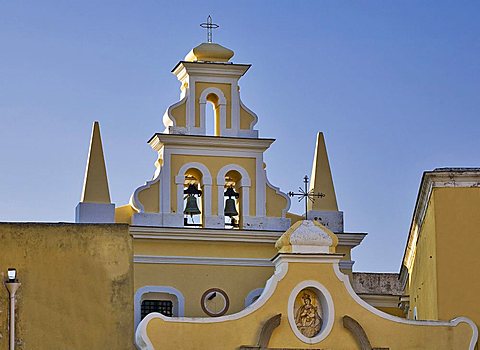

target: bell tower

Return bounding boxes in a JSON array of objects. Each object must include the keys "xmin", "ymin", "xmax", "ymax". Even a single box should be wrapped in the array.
[
  {"xmin": 163, "ymin": 43, "xmax": 258, "ymax": 138},
  {"xmin": 128, "ymin": 34, "xmax": 290, "ymax": 231}
]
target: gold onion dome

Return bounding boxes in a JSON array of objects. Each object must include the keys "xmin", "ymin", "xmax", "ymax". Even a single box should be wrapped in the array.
[{"xmin": 185, "ymin": 42, "xmax": 234, "ymax": 63}]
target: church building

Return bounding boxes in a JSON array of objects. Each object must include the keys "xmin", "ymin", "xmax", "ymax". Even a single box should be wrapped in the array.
[{"xmin": 1, "ymin": 23, "xmax": 479, "ymax": 350}]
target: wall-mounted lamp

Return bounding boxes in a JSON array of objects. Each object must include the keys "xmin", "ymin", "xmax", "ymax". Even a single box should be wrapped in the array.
[
  {"xmin": 7, "ymin": 268, "xmax": 17, "ymax": 282},
  {"xmin": 5, "ymin": 268, "xmax": 21, "ymax": 350}
]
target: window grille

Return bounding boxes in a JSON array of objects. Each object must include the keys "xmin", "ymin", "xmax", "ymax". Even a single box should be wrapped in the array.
[{"xmin": 141, "ymin": 300, "xmax": 173, "ymax": 319}]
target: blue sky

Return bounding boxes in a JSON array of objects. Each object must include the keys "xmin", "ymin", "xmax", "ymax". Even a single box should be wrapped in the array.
[{"xmin": 1, "ymin": 1, "xmax": 479, "ymax": 272}]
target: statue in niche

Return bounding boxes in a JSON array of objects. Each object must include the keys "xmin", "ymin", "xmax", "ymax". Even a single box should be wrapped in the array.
[{"xmin": 295, "ymin": 292, "xmax": 323, "ymax": 338}]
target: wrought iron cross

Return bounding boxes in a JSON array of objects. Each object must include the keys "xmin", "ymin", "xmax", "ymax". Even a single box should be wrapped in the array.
[
  {"xmin": 200, "ymin": 15, "xmax": 219, "ymax": 43},
  {"xmin": 288, "ymin": 175, "xmax": 325, "ymax": 220}
]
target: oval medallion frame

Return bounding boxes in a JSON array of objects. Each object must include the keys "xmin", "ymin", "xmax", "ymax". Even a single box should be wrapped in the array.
[{"xmin": 287, "ymin": 280, "xmax": 335, "ymax": 344}]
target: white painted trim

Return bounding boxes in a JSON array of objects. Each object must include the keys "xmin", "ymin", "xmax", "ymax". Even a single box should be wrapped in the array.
[
  {"xmin": 75, "ymin": 202, "xmax": 115, "ymax": 223},
  {"xmin": 216, "ymin": 164, "xmax": 251, "ymax": 187},
  {"xmin": 134, "ymin": 255, "xmax": 274, "ymax": 267},
  {"xmin": 245, "ymin": 288, "xmax": 264, "ymax": 307},
  {"xmin": 199, "ymin": 87, "xmax": 227, "ymax": 105},
  {"xmin": 134, "ymin": 286, "xmax": 185, "ymax": 331},
  {"xmin": 255, "ymin": 156, "xmax": 266, "ymax": 217},
  {"xmin": 331, "ymin": 262, "xmax": 478, "ymax": 350},
  {"xmin": 160, "ymin": 149, "xmax": 171, "ymax": 215},
  {"xmin": 176, "ymin": 161, "xmax": 213, "ymax": 185},
  {"xmin": 339, "ymin": 260, "xmax": 355, "ymax": 270},
  {"xmin": 335, "ymin": 233, "xmax": 367, "ymax": 246},
  {"xmin": 231, "ymin": 82, "xmax": 240, "ymax": 132},
  {"xmin": 186, "ymin": 77, "xmax": 195, "ymax": 131},
  {"xmin": 287, "ymin": 280, "xmax": 335, "ymax": 344}
]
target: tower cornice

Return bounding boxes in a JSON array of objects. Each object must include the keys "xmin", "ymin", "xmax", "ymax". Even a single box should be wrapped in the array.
[
  {"xmin": 172, "ymin": 61, "xmax": 251, "ymax": 82},
  {"xmin": 148, "ymin": 133, "xmax": 274, "ymax": 152}
]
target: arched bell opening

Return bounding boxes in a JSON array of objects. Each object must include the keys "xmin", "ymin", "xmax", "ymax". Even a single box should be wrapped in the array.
[
  {"xmin": 183, "ymin": 168, "xmax": 204, "ymax": 227},
  {"xmin": 199, "ymin": 88, "xmax": 226, "ymax": 137},
  {"xmin": 224, "ymin": 170, "xmax": 242, "ymax": 229},
  {"xmin": 205, "ymin": 93, "xmax": 221, "ymax": 136}
]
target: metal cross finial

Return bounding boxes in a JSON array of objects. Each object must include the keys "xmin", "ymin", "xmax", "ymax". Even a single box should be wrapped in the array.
[
  {"xmin": 200, "ymin": 15, "xmax": 219, "ymax": 43},
  {"xmin": 288, "ymin": 175, "xmax": 325, "ymax": 220}
]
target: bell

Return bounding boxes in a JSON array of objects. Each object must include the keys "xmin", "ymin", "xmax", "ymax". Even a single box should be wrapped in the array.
[
  {"xmin": 224, "ymin": 198, "xmax": 238, "ymax": 217},
  {"xmin": 184, "ymin": 195, "xmax": 201, "ymax": 216}
]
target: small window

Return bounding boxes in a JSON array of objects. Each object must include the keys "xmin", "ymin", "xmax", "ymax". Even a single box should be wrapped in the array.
[{"xmin": 141, "ymin": 300, "xmax": 173, "ymax": 319}]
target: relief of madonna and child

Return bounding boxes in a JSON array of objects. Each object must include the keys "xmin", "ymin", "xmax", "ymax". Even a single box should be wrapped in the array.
[{"xmin": 294, "ymin": 289, "xmax": 323, "ymax": 338}]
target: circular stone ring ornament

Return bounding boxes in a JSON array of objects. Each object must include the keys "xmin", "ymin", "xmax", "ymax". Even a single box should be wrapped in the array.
[
  {"xmin": 288, "ymin": 281, "xmax": 334, "ymax": 344},
  {"xmin": 201, "ymin": 288, "xmax": 230, "ymax": 317}
]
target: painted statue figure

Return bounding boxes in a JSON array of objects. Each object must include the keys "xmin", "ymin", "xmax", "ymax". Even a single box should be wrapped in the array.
[{"xmin": 295, "ymin": 293, "xmax": 323, "ymax": 337}]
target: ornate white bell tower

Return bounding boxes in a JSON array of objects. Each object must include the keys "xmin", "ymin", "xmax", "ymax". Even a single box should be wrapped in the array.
[{"xmin": 129, "ymin": 38, "xmax": 291, "ymax": 231}]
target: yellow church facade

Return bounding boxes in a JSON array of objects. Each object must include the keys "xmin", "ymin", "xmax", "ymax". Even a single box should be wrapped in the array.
[
  {"xmin": 109, "ymin": 41, "xmax": 368, "ymax": 331},
  {"xmin": 1, "ymin": 32, "xmax": 480, "ymax": 350}
]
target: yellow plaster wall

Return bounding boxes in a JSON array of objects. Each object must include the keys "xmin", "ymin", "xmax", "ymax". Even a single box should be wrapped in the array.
[
  {"xmin": 0, "ymin": 223, "xmax": 133, "ymax": 350},
  {"xmin": 286, "ymin": 212, "xmax": 303, "ymax": 224},
  {"xmin": 240, "ymin": 105, "xmax": 255, "ymax": 130},
  {"xmin": 134, "ymin": 263, "xmax": 273, "ymax": 317},
  {"xmin": 266, "ymin": 184, "xmax": 288, "ymax": 217},
  {"xmin": 195, "ymin": 82, "xmax": 232, "ymax": 129},
  {"xmin": 170, "ymin": 154, "xmax": 256, "ymax": 217},
  {"xmin": 134, "ymin": 239, "xmax": 276, "ymax": 259},
  {"xmin": 434, "ymin": 187, "xmax": 480, "ymax": 325},
  {"xmin": 408, "ymin": 194, "xmax": 438, "ymax": 320},
  {"xmin": 115, "ymin": 204, "xmax": 136, "ymax": 224},
  {"xmin": 142, "ymin": 262, "xmax": 474, "ymax": 349},
  {"xmin": 170, "ymin": 99, "xmax": 187, "ymax": 127},
  {"xmin": 136, "ymin": 180, "xmax": 160, "ymax": 213},
  {"xmin": 335, "ymin": 245, "xmax": 351, "ymax": 261},
  {"xmin": 377, "ymin": 306, "xmax": 406, "ymax": 317}
]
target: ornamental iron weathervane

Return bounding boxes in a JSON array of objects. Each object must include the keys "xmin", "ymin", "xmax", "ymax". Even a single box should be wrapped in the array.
[
  {"xmin": 200, "ymin": 15, "xmax": 219, "ymax": 43},
  {"xmin": 288, "ymin": 175, "xmax": 325, "ymax": 220}
]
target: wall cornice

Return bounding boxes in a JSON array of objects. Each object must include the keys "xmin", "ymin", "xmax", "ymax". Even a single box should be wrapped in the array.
[{"xmin": 130, "ymin": 225, "xmax": 366, "ymax": 248}]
